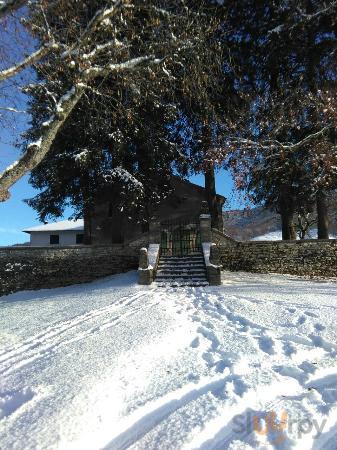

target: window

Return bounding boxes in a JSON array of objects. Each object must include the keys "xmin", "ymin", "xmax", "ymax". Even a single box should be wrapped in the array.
[
  {"xmin": 76, "ymin": 234, "xmax": 84, "ymax": 244},
  {"xmin": 50, "ymin": 234, "xmax": 59, "ymax": 245}
]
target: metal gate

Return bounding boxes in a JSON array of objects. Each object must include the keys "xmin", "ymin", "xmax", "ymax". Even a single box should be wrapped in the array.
[{"xmin": 160, "ymin": 219, "xmax": 201, "ymax": 256}]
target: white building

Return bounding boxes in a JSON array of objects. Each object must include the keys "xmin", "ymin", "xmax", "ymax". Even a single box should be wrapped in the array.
[{"xmin": 23, "ymin": 220, "xmax": 84, "ymax": 246}]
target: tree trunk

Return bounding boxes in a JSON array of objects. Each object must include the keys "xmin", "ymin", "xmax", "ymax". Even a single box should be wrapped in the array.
[
  {"xmin": 281, "ymin": 211, "xmax": 296, "ymax": 240},
  {"xmin": 202, "ymin": 121, "xmax": 220, "ymax": 230},
  {"xmin": 83, "ymin": 204, "xmax": 92, "ymax": 245},
  {"xmin": 289, "ymin": 220, "xmax": 297, "ymax": 240},
  {"xmin": 279, "ymin": 187, "xmax": 296, "ymax": 240},
  {"xmin": 317, "ymin": 190, "xmax": 329, "ymax": 239},
  {"xmin": 204, "ymin": 164, "xmax": 220, "ymax": 230}
]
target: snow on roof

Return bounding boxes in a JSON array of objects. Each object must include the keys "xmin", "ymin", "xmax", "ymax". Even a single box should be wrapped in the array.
[{"xmin": 23, "ymin": 219, "xmax": 84, "ymax": 233}]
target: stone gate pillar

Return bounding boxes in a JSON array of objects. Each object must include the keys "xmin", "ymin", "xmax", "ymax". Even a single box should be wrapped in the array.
[
  {"xmin": 199, "ymin": 201, "xmax": 222, "ymax": 285},
  {"xmin": 199, "ymin": 201, "xmax": 212, "ymax": 243}
]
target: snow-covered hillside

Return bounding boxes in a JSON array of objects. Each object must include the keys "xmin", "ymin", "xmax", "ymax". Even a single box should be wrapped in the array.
[
  {"xmin": 223, "ymin": 202, "xmax": 337, "ymax": 241},
  {"xmin": 251, "ymin": 229, "xmax": 337, "ymax": 241},
  {"xmin": 251, "ymin": 231, "xmax": 284, "ymax": 241},
  {"xmin": 1, "ymin": 272, "xmax": 337, "ymax": 449}
]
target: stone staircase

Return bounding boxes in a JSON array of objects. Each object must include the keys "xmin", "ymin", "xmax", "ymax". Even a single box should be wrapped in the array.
[{"xmin": 154, "ymin": 253, "xmax": 209, "ymax": 287}]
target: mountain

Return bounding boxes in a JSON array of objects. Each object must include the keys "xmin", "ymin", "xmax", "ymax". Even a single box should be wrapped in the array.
[
  {"xmin": 223, "ymin": 207, "xmax": 281, "ymax": 241},
  {"xmin": 223, "ymin": 194, "xmax": 337, "ymax": 241}
]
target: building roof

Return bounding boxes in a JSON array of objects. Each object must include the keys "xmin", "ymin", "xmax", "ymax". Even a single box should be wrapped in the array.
[
  {"xmin": 23, "ymin": 219, "xmax": 84, "ymax": 233},
  {"xmin": 172, "ymin": 177, "xmax": 226, "ymax": 201}
]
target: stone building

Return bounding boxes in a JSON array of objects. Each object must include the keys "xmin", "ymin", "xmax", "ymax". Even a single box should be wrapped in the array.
[
  {"xmin": 22, "ymin": 178, "xmax": 225, "ymax": 247},
  {"xmin": 89, "ymin": 177, "xmax": 225, "ymax": 244}
]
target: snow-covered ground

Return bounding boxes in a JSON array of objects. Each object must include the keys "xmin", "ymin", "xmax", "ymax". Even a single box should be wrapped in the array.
[
  {"xmin": 251, "ymin": 231, "xmax": 285, "ymax": 241},
  {"xmin": 251, "ymin": 229, "xmax": 337, "ymax": 241},
  {"xmin": 1, "ymin": 271, "xmax": 337, "ymax": 449}
]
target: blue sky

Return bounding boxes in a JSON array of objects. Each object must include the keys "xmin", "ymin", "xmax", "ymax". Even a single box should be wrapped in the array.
[{"xmin": 0, "ymin": 141, "xmax": 242, "ymax": 246}]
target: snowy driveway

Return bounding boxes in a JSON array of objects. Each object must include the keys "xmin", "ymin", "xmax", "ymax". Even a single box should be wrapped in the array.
[{"xmin": 1, "ymin": 271, "xmax": 337, "ymax": 449}]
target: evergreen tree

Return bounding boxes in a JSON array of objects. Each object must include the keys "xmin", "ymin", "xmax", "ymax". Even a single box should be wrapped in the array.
[
  {"xmin": 222, "ymin": 0, "xmax": 337, "ymax": 239},
  {"xmin": 26, "ymin": 91, "xmax": 181, "ymax": 235},
  {"xmin": 18, "ymin": 0, "xmax": 223, "ymax": 234}
]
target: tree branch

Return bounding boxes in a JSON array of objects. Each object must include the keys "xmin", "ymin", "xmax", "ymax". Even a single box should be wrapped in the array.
[
  {"xmin": 268, "ymin": 2, "xmax": 337, "ymax": 36},
  {"xmin": 0, "ymin": 0, "xmax": 26, "ymax": 19},
  {"xmin": 229, "ymin": 125, "xmax": 333, "ymax": 152},
  {"xmin": 0, "ymin": 1, "xmax": 123, "ymax": 81},
  {"xmin": 83, "ymin": 55, "xmax": 163, "ymax": 77},
  {"xmin": 0, "ymin": 106, "xmax": 27, "ymax": 113},
  {"xmin": 0, "ymin": 44, "xmax": 56, "ymax": 82},
  {"xmin": 296, "ymin": 1, "xmax": 337, "ymax": 21},
  {"xmin": 0, "ymin": 85, "xmax": 84, "ymax": 201},
  {"xmin": 0, "ymin": 54, "xmax": 164, "ymax": 201},
  {"xmin": 61, "ymin": 0, "xmax": 123, "ymax": 58},
  {"xmin": 281, "ymin": 125, "xmax": 333, "ymax": 151}
]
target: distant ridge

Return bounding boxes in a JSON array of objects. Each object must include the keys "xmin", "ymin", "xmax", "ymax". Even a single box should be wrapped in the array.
[{"xmin": 223, "ymin": 194, "xmax": 337, "ymax": 241}]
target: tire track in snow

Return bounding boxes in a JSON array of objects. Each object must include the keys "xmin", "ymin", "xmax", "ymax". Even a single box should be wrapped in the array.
[
  {"xmin": 103, "ymin": 374, "xmax": 232, "ymax": 450},
  {"xmin": 183, "ymin": 377, "xmax": 303, "ymax": 450},
  {"xmin": 0, "ymin": 291, "xmax": 149, "ymax": 377},
  {"xmin": 103, "ymin": 372, "xmax": 302, "ymax": 450}
]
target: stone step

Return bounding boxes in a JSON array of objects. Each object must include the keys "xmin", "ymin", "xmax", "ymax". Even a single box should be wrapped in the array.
[
  {"xmin": 155, "ymin": 252, "xmax": 208, "ymax": 287},
  {"xmin": 156, "ymin": 273, "xmax": 207, "ymax": 278},
  {"xmin": 159, "ymin": 262, "xmax": 205, "ymax": 267},
  {"xmin": 157, "ymin": 273, "xmax": 206, "ymax": 278},
  {"xmin": 160, "ymin": 263, "xmax": 205, "ymax": 266},
  {"xmin": 159, "ymin": 268, "xmax": 204, "ymax": 271},
  {"xmin": 159, "ymin": 261, "xmax": 204, "ymax": 266},
  {"xmin": 158, "ymin": 265, "xmax": 205, "ymax": 273},
  {"xmin": 156, "ymin": 276, "xmax": 208, "ymax": 282},
  {"xmin": 160, "ymin": 254, "xmax": 204, "ymax": 261},
  {"xmin": 155, "ymin": 281, "xmax": 209, "ymax": 287},
  {"xmin": 159, "ymin": 261, "xmax": 205, "ymax": 267},
  {"xmin": 157, "ymin": 269, "xmax": 206, "ymax": 275}
]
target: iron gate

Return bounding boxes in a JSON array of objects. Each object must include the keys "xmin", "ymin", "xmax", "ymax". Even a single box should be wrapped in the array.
[{"xmin": 160, "ymin": 219, "xmax": 201, "ymax": 256}]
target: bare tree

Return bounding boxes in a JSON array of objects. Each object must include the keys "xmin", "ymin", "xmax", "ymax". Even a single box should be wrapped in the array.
[{"xmin": 296, "ymin": 212, "xmax": 317, "ymax": 240}]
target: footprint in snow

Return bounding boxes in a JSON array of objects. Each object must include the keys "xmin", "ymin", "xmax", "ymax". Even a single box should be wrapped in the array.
[
  {"xmin": 187, "ymin": 373, "xmax": 200, "ymax": 382},
  {"xmin": 282, "ymin": 341, "xmax": 297, "ymax": 357},
  {"xmin": 201, "ymin": 320, "xmax": 215, "ymax": 330},
  {"xmin": 273, "ymin": 365, "xmax": 309, "ymax": 384},
  {"xmin": 190, "ymin": 336, "xmax": 200, "ymax": 348},
  {"xmin": 202, "ymin": 351, "xmax": 215, "ymax": 366},
  {"xmin": 214, "ymin": 358, "xmax": 232, "ymax": 374},
  {"xmin": 314, "ymin": 323, "xmax": 326, "ymax": 331},
  {"xmin": 258, "ymin": 335, "xmax": 275, "ymax": 355},
  {"xmin": 305, "ymin": 311, "xmax": 319, "ymax": 318},
  {"xmin": 310, "ymin": 334, "xmax": 336, "ymax": 353},
  {"xmin": 298, "ymin": 361, "xmax": 317, "ymax": 374},
  {"xmin": 191, "ymin": 315, "xmax": 201, "ymax": 323},
  {"xmin": 211, "ymin": 375, "xmax": 249, "ymax": 399},
  {"xmin": 286, "ymin": 307, "xmax": 297, "ymax": 313},
  {"xmin": 297, "ymin": 315, "xmax": 307, "ymax": 325}
]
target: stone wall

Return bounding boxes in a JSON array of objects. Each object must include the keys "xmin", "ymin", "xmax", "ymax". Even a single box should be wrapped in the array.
[
  {"xmin": 219, "ymin": 239, "xmax": 337, "ymax": 278},
  {"xmin": 0, "ymin": 245, "xmax": 139, "ymax": 296}
]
